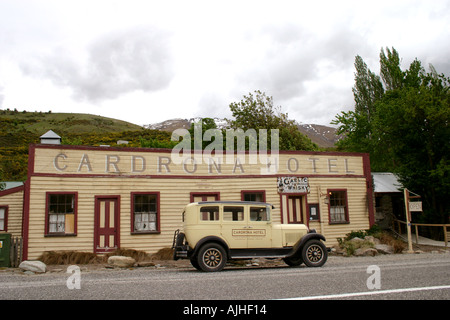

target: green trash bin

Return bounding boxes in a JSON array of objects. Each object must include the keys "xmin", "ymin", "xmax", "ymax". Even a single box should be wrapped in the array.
[{"xmin": 0, "ymin": 233, "xmax": 11, "ymax": 267}]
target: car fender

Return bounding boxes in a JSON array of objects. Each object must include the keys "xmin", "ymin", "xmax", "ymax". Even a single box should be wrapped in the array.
[
  {"xmin": 290, "ymin": 232, "xmax": 326, "ymax": 257},
  {"xmin": 192, "ymin": 236, "xmax": 230, "ymax": 257}
]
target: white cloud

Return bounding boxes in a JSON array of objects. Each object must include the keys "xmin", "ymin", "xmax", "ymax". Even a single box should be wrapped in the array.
[{"xmin": 0, "ymin": 0, "xmax": 449, "ymax": 126}]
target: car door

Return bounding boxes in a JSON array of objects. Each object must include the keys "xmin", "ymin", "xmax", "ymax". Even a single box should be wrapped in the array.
[
  {"xmin": 247, "ymin": 205, "xmax": 272, "ymax": 248},
  {"xmin": 221, "ymin": 205, "xmax": 248, "ymax": 249}
]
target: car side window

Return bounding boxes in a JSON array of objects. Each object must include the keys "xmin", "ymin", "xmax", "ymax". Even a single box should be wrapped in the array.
[
  {"xmin": 223, "ymin": 206, "xmax": 244, "ymax": 221},
  {"xmin": 200, "ymin": 206, "xmax": 219, "ymax": 221},
  {"xmin": 250, "ymin": 207, "xmax": 269, "ymax": 221}
]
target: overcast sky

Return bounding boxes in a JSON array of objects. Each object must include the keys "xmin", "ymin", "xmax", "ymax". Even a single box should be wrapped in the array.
[{"xmin": 0, "ymin": 0, "xmax": 449, "ymax": 127}]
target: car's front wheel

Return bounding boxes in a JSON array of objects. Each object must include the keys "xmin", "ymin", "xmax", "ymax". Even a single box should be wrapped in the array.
[
  {"xmin": 283, "ymin": 256, "xmax": 303, "ymax": 267},
  {"xmin": 301, "ymin": 240, "xmax": 327, "ymax": 267},
  {"xmin": 196, "ymin": 243, "xmax": 227, "ymax": 272}
]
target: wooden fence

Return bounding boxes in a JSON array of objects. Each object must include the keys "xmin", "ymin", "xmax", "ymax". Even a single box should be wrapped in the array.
[
  {"xmin": 10, "ymin": 237, "xmax": 23, "ymax": 267},
  {"xmin": 393, "ymin": 219, "xmax": 449, "ymax": 248}
]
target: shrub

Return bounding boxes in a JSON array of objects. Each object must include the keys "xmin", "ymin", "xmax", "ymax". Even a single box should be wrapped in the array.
[
  {"xmin": 337, "ymin": 226, "xmax": 407, "ymax": 255},
  {"xmin": 150, "ymin": 247, "xmax": 174, "ymax": 260},
  {"xmin": 39, "ymin": 251, "xmax": 102, "ymax": 265}
]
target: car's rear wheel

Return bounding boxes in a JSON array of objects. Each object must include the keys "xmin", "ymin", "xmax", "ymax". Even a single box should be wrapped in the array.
[
  {"xmin": 196, "ymin": 243, "xmax": 227, "ymax": 272},
  {"xmin": 301, "ymin": 240, "xmax": 327, "ymax": 267},
  {"xmin": 190, "ymin": 256, "xmax": 201, "ymax": 270}
]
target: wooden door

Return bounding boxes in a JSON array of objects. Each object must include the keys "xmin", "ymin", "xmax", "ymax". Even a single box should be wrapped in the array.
[
  {"xmin": 94, "ymin": 196, "xmax": 119, "ymax": 253},
  {"xmin": 287, "ymin": 195, "xmax": 303, "ymax": 224}
]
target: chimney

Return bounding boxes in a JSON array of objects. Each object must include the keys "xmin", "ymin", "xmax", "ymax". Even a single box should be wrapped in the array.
[{"xmin": 40, "ymin": 130, "xmax": 61, "ymax": 145}]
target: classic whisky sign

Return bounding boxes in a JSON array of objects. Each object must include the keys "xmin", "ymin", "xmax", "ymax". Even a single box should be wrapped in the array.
[{"xmin": 277, "ymin": 177, "xmax": 310, "ymax": 193}]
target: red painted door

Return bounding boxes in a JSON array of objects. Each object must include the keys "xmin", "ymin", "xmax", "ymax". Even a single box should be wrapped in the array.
[
  {"xmin": 287, "ymin": 195, "xmax": 303, "ymax": 224},
  {"xmin": 94, "ymin": 196, "xmax": 119, "ymax": 253}
]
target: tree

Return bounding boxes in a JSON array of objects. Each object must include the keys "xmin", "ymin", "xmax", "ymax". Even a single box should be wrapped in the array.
[
  {"xmin": 228, "ymin": 90, "xmax": 318, "ymax": 151},
  {"xmin": 334, "ymin": 48, "xmax": 449, "ymax": 224},
  {"xmin": 352, "ymin": 55, "xmax": 384, "ymax": 121},
  {"xmin": 188, "ymin": 117, "xmax": 219, "ymax": 150},
  {"xmin": 373, "ymin": 69, "xmax": 449, "ymax": 223},
  {"xmin": 379, "ymin": 47, "xmax": 404, "ymax": 91}
]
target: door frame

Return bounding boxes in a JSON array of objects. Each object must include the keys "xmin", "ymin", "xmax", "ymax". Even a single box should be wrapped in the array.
[
  {"xmin": 94, "ymin": 195, "xmax": 120, "ymax": 254},
  {"xmin": 287, "ymin": 195, "xmax": 303, "ymax": 224},
  {"xmin": 280, "ymin": 193, "xmax": 308, "ymax": 225}
]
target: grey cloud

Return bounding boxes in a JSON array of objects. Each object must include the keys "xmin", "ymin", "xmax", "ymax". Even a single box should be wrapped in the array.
[
  {"xmin": 21, "ymin": 26, "xmax": 174, "ymax": 103},
  {"xmin": 241, "ymin": 24, "xmax": 369, "ymax": 98},
  {"xmin": 196, "ymin": 91, "xmax": 231, "ymax": 119},
  {"xmin": 233, "ymin": 24, "xmax": 372, "ymax": 124}
]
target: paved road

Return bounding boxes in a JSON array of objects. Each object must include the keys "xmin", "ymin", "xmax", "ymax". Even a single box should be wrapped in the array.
[{"xmin": 0, "ymin": 253, "xmax": 449, "ymax": 302}]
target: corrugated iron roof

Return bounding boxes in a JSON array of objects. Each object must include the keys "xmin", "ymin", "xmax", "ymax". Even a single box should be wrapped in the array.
[{"xmin": 373, "ymin": 172, "xmax": 402, "ymax": 193}]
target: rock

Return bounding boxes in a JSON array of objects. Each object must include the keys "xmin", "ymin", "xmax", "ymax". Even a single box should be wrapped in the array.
[
  {"xmin": 107, "ymin": 256, "xmax": 136, "ymax": 268},
  {"xmin": 354, "ymin": 247, "xmax": 378, "ymax": 257},
  {"xmin": 349, "ymin": 237, "xmax": 365, "ymax": 243},
  {"xmin": 375, "ymin": 244, "xmax": 394, "ymax": 254},
  {"xmin": 364, "ymin": 236, "xmax": 380, "ymax": 245},
  {"xmin": 19, "ymin": 260, "xmax": 47, "ymax": 273}
]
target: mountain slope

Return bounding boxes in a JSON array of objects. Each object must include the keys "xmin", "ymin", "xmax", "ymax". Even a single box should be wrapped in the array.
[{"xmin": 144, "ymin": 118, "xmax": 340, "ymax": 149}]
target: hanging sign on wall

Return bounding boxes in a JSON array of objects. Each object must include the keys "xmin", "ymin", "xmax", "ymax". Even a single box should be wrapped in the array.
[{"xmin": 277, "ymin": 177, "xmax": 310, "ymax": 193}]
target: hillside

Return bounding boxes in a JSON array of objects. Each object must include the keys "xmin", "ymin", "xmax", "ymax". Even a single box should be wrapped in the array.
[
  {"xmin": 0, "ymin": 110, "xmax": 142, "ymax": 135},
  {"xmin": 144, "ymin": 118, "xmax": 341, "ymax": 149}
]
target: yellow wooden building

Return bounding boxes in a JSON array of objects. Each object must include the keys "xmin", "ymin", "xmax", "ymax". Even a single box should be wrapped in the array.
[{"xmin": 2, "ymin": 142, "xmax": 374, "ymax": 260}]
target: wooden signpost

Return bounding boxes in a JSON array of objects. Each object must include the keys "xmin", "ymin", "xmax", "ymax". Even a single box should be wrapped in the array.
[{"xmin": 403, "ymin": 188, "xmax": 422, "ymax": 253}]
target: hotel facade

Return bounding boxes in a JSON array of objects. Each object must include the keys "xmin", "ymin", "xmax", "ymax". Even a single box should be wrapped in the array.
[{"xmin": 1, "ymin": 141, "xmax": 375, "ymax": 260}]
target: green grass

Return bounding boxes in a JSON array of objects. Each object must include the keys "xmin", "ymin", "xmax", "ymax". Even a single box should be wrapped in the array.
[{"xmin": 0, "ymin": 110, "xmax": 142, "ymax": 135}]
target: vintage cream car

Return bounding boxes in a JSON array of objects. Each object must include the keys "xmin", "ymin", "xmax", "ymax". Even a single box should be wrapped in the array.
[{"xmin": 173, "ymin": 201, "xmax": 328, "ymax": 272}]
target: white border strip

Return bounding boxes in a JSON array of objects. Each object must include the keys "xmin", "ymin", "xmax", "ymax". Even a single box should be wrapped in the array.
[{"xmin": 282, "ymin": 285, "xmax": 450, "ymax": 300}]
